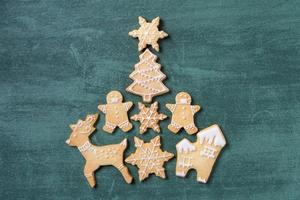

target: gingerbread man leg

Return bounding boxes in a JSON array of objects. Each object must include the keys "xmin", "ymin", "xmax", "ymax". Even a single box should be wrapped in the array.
[
  {"xmin": 114, "ymin": 163, "xmax": 133, "ymax": 184},
  {"xmin": 184, "ymin": 123, "xmax": 198, "ymax": 135},
  {"xmin": 119, "ymin": 121, "xmax": 133, "ymax": 132},
  {"xmin": 168, "ymin": 121, "xmax": 181, "ymax": 134},
  {"xmin": 84, "ymin": 163, "xmax": 98, "ymax": 187},
  {"xmin": 103, "ymin": 122, "xmax": 116, "ymax": 133}
]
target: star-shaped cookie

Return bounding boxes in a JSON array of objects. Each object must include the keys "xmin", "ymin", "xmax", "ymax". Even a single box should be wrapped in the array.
[
  {"xmin": 125, "ymin": 136, "xmax": 174, "ymax": 181},
  {"xmin": 131, "ymin": 102, "xmax": 167, "ymax": 134},
  {"xmin": 129, "ymin": 16, "xmax": 168, "ymax": 52}
]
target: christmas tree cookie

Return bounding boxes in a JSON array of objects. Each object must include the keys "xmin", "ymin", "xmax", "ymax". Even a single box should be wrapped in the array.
[
  {"xmin": 131, "ymin": 102, "xmax": 167, "ymax": 134},
  {"xmin": 125, "ymin": 136, "xmax": 174, "ymax": 181},
  {"xmin": 126, "ymin": 49, "xmax": 169, "ymax": 102},
  {"xmin": 129, "ymin": 16, "xmax": 168, "ymax": 52},
  {"xmin": 98, "ymin": 91, "xmax": 133, "ymax": 133},
  {"xmin": 66, "ymin": 114, "xmax": 133, "ymax": 187},
  {"xmin": 176, "ymin": 125, "xmax": 226, "ymax": 183},
  {"xmin": 166, "ymin": 92, "xmax": 201, "ymax": 134}
]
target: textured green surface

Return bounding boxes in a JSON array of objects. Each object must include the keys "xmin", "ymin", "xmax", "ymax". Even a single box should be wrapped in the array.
[{"xmin": 1, "ymin": 0, "xmax": 300, "ymax": 199}]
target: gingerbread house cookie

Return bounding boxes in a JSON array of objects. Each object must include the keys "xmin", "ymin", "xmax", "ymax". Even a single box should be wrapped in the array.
[{"xmin": 175, "ymin": 124, "xmax": 226, "ymax": 183}]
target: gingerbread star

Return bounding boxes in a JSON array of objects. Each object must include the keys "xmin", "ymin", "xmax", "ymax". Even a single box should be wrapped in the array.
[
  {"xmin": 125, "ymin": 136, "xmax": 174, "ymax": 181},
  {"xmin": 129, "ymin": 16, "xmax": 168, "ymax": 52},
  {"xmin": 131, "ymin": 102, "xmax": 167, "ymax": 134}
]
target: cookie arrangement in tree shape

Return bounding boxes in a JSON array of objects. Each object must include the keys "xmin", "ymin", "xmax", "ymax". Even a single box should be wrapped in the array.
[
  {"xmin": 166, "ymin": 92, "xmax": 201, "ymax": 134},
  {"xmin": 125, "ymin": 136, "xmax": 174, "ymax": 181},
  {"xmin": 131, "ymin": 102, "xmax": 167, "ymax": 134},
  {"xmin": 126, "ymin": 48, "xmax": 169, "ymax": 102},
  {"xmin": 98, "ymin": 91, "xmax": 133, "ymax": 133},
  {"xmin": 66, "ymin": 16, "xmax": 227, "ymax": 187},
  {"xmin": 66, "ymin": 114, "xmax": 133, "ymax": 187},
  {"xmin": 129, "ymin": 16, "xmax": 168, "ymax": 52},
  {"xmin": 176, "ymin": 125, "xmax": 226, "ymax": 183}
]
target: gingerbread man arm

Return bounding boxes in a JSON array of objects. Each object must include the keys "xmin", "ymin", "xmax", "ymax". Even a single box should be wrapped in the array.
[
  {"xmin": 98, "ymin": 104, "xmax": 107, "ymax": 114},
  {"xmin": 124, "ymin": 101, "xmax": 133, "ymax": 111},
  {"xmin": 166, "ymin": 104, "xmax": 176, "ymax": 113},
  {"xmin": 191, "ymin": 105, "xmax": 201, "ymax": 115}
]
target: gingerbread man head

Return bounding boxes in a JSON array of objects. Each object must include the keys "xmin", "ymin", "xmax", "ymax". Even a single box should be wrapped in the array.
[
  {"xmin": 106, "ymin": 91, "xmax": 123, "ymax": 104},
  {"xmin": 175, "ymin": 92, "xmax": 192, "ymax": 104}
]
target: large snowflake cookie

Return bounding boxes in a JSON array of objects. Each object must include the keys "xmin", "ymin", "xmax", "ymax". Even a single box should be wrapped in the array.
[
  {"xmin": 125, "ymin": 136, "xmax": 174, "ymax": 181},
  {"xmin": 131, "ymin": 102, "xmax": 167, "ymax": 134},
  {"xmin": 66, "ymin": 114, "xmax": 133, "ymax": 187},
  {"xmin": 176, "ymin": 124, "xmax": 226, "ymax": 183},
  {"xmin": 129, "ymin": 16, "xmax": 168, "ymax": 52},
  {"xmin": 166, "ymin": 92, "xmax": 201, "ymax": 134},
  {"xmin": 126, "ymin": 49, "xmax": 169, "ymax": 102},
  {"xmin": 98, "ymin": 91, "xmax": 133, "ymax": 133}
]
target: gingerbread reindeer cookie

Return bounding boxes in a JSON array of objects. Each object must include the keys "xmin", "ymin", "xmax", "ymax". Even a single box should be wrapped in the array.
[
  {"xmin": 176, "ymin": 125, "xmax": 226, "ymax": 183},
  {"xmin": 66, "ymin": 114, "xmax": 133, "ymax": 187},
  {"xmin": 131, "ymin": 102, "xmax": 167, "ymax": 134},
  {"xmin": 166, "ymin": 92, "xmax": 201, "ymax": 134},
  {"xmin": 98, "ymin": 91, "xmax": 133, "ymax": 133},
  {"xmin": 125, "ymin": 136, "xmax": 174, "ymax": 181},
  {"xmin": 129, "ymin": 16, "xmax": 168, "ymax": 52}
]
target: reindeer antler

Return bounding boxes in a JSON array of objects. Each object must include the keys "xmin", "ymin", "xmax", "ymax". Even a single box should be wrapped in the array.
[{"xmin": 70, "ymin": 114, "xmax": 99, "ymax": 134}]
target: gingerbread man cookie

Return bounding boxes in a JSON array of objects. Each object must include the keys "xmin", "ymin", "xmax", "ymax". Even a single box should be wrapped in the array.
[
  {"xmin": 66, "ymin": 114, "xmax": 133, "ymax": 187},
  {"xmin": 129, "ymin": 16, "xmax": 168, "ymax": 52},
  {"xmin": 176, "ymin": 125, "xmax": 226, "ymax": 183},
  {"xmin": 131, "ymin": 102, "xmax": 167, "ymax": 134},
  {"xmin": 98, "ymin": 91, "xmax": 133, "ymax": 133},
  {"xmin": 166, "ymin": 92, "xmax": 200, "ymax": 134},
  {"xmin": 125, "ymin": 136, "xmax": 174, "ymax": 181}
]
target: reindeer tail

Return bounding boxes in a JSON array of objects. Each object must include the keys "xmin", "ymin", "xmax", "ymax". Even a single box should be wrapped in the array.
[{"xmin": 119, "ymin": 138, "xmax": 127, "ymax": 150}]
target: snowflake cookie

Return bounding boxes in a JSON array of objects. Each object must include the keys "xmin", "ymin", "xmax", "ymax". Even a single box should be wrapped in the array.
[
  {"xmin": 166, "ymin": 92, "xmax": 201, "ymax": 134},
  {"xmin": 66, "ymin": 114, "xmax": 133, "ymax": 187},
  {"xmin": 126, "ymin": 49, "xmax": 169, "ymax": 102},
  {"xmin": 129, "ymin": 16, "xmax": 168, "ymax": 52},
  {"xmin": 176, "ymin": 125, "xmax": 226, "ymax": 183},
  {"xmin": 131, "ymin": 102, "xmax": 167, "ymax": 134},
  {"xmin": 98, "ymin": 91, "xmax": 133, "ymax": 133},
  {"xmin": 125, "ymin": 136, "xmax": 174, "ymax": 181}
]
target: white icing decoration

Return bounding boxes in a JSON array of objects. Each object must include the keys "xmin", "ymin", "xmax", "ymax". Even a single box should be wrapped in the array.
[
  {"xmin": 197, "ymin": 177, "xmax": 207, "ymax": 183},
  {"xmin": 176, "ymin": 139, "xmax": 196, "ymax": 153},
  {"xmin": 200, "ymin": 146, "xmax": 216, "ymax": 158},
  {"xmin": 176, "ymin": 171, "xmax": 186, "ymax": 177},
  {"xmin": 180, "ymin": 99, "xmax": 187, "ymax": 104},
  {"xmin": 197, "ymin": 125, "xmax": 226, "ymax": 147}
]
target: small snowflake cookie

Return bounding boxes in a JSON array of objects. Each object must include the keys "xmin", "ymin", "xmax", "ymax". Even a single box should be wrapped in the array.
[
  {"xmin": 126, "ymin": 49, "xmax": 169, "ymax": 102},
  {"xmin": 66, "ymin": 114, "xmax": 133, "ymax": 187},
  {"xmin": 129, "ymin": 16, "xmax": 168, "ymax": 52},
  {"xmin": 125, "ymin": 136, "xmax": 174, "ymax": 181},
  {"xmin": 131, "ymin": 102, "xmax": 167, "ymax": 134},
  {"xmin": 166, "ymin": 92, "xmax": 201, "ymax": 134},
  {"xmin": 98, "ymin": 91, "xmax": 133, "ymax": 133},
  {"xmin": 176, "ymin": 124, "xmax": 226, "ymax": 183}
]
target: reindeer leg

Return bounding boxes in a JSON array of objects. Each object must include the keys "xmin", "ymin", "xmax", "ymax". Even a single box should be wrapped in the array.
[
  {"xmin": 84, "ymin": 163, "xmax": 97, "ymax": 188},
  {"xmin": 114, "ymin": 163, "xmax": 133, "ymax": 184}
]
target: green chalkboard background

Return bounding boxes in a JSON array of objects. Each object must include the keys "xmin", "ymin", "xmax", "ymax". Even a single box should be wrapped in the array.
[{"xmin": 1, "ymin": 0, "xmax": 300, "ymax": 199}]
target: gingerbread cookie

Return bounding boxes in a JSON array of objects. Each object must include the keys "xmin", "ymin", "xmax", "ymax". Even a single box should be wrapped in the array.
[
  {"xmin": 125, "ymin": 136, "xmax": 174, "ymax": 181},
  {"xmin": 166, "ymin": 92, "xmax": 200, "ymax": 134},
  {"xmin": 176, "ymin": 124, "xmax": 226, "ymax": 183},
  {"xmin": 131, "ymin": 102, "xmax": 167, "ymax": 134},
  {"xmin": 98, "ymin": 91, "xmax": 133, "ymax": 133},
  {"xmin": 66, "ymin": 114, "xmax": 133, "ymax": 187},
  {"xmin": 126, "ymin": 49, "xmax": 169, "ymax": 102},
  {"xmin": 129, "ymin": 16, "xmax": 168, "ymax": 52}
]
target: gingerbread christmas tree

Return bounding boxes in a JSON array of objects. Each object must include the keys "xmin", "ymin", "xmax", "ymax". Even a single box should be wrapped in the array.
[{"xmin": 126, "ymin": 48, "xmax": 169, "ymax": 102}]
